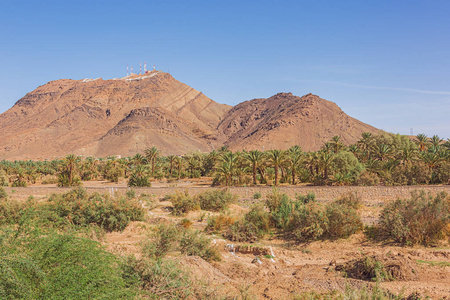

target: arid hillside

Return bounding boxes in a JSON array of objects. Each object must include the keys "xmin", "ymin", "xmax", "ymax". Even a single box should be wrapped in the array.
[
  {"xmin": 0, "ymin": 74, "xmax": 380, "ymax": 159},
  {"xmin": 0, "ymin": 71, "xmax": 231, "ymax": 159},
  {"xmin": 218, "ymin": 92, "xmax": 381, "ymax": 151}
]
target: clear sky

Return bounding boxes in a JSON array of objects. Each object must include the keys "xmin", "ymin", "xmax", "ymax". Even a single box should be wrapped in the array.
[{"xmin": 1, "ymin": 0, "xmax": 449, "ymax": 139}]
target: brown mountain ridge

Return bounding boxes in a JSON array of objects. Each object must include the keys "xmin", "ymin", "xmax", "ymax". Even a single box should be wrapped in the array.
[{"xmin": 0, "ymin": 71, "xmax": 380, "ymax": 159}]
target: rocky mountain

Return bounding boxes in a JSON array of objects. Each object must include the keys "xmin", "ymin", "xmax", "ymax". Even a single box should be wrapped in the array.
[
  {"xmin": 0, "ymin": 71, "xmax": 230, "ymax": 159},
  {"xmin": 217, "ymin": 92, "xmax": 380, "ymax": 152},
  {"xmin": 0, "ymin": 73, "xmax": 381, "ymax": 159}
]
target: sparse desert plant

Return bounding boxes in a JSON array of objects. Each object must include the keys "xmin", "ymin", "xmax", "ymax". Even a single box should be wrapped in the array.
[
  {"xmin": 295, "ymin": 192, "xmax": 316, "ymax": 204},
  {"xmin": 205, "ymin": 213, "xmax": 238, "ymax": 233},
  {"xmin": 179, "ymin": 218, "xmax": 193, "ymax": 228},
  {"xmin": 253, "ymin": 192, "xmax": 262, "ymax": 199},
  {"xmin": 225, "ymin": 220, "xmax": 260, "ymax": 243},
  {"xmin": 325, "ymin": 201, "xmax": 363, "ymax": 238},
  {"xmin": 196, "ymin": 188, "xmax": 237, "ymax": 212},
  {"xmin": 47, "ymin": 188, "xmax": 144, "ymax": 232},
  {"xmin": 290, "ymin": 202, "xmax": 329, "ymax": 242},
  {"xmin": 179, "ymin": 229, "xmax": 221, "ymax": 262},
  {"xmin": 142, "ymin": 223, "xmax": 181, "ymax": 259},
  {"xmin": 334, "ymin": 191, "xmax": 362, "ymax": 210},
  {"xmin": 167, "ymin": 190, "xmax": 199, "ymax": 215},
  {"xmin": 244, "ymin": 203, "xmax": 271, "ymax": 237},
  {"xmin": 0, "ymin": 169, "xmax": 8, "ymax": 186},
  {"xmin": 265, "ymin": 188, "xmax": 287, "ymax": 212},
  {"xmin": 372, "ymin": 190, "xmax": 450, "ymax": 246}
]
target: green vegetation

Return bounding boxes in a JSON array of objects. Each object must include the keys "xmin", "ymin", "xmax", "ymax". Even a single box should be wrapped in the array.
[
  {"xmin": 1, "ymin": 132, "xmax": 449, "ymax": 188},
  {"xmin": 367, "ymin": 191, "xmax": 450, "ymax": 246}
]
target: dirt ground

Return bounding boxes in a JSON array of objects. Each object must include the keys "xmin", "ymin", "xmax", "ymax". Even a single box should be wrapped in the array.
[{"xmin": 5, "ymin": 180, "xmax": 450, "ymax": 299}]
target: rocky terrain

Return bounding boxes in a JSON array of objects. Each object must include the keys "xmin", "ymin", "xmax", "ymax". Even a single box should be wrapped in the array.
[{"xmin": 0, "ymin": 72, "xmax": 380, "ymax": 159}]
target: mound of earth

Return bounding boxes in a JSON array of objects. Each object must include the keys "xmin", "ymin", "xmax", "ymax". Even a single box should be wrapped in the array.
[{"xmin": 336, "ymin": 253, "xmax": 419, "ymax": 281}]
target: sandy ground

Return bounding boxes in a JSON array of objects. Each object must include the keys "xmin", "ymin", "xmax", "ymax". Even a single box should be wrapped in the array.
[{"xmin": 5, "ymin": 181, "xmax": 450, "ymax": 299}]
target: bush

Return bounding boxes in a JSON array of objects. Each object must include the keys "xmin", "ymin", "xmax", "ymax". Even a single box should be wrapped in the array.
[
  {"xmin": 47, "ymin": 188, "xmax": 145, "ymax": 232},
  {"xmin": 0, "ymin": 231, "xmax": 137, "ymax": 299},
  {"xmin": 295, "ymin": 192, "xmax": 316, "ymax": 204},
  {"xmin": 196, "ymin": 189, "xmax": 237, "ymax": 212},
  {"xmin": 142, "ymin": 223, "xmax": 180, "ymax": 259},
  {"xmin": 373, "ymin": 190, "xmax": 450, "ymax": 246},
  {"xmin": 334, "ymin": 191, "xmax": 362, "ymax": 209},
  {"xmin": 253, "ymin": 192, "xmax": 262, "ymax": 199},
  {"xmin": 0, "ymin": 169, "xmax": 8, "ymax": 186},
  {"xmin": 167, "ymin": 190, "xmax": 199, "ymax": 216},
  {"xmin": 244, "ymin": 204, "xmax": 271, "ymax": 237},
  {"xmin": 179, "ymin": 229, "xmax": 221, "ymax": 262},
  {"xmin": 205, "ymin": 213, "xmax": 237, "ymax": 233},
  {"xmin": 128, "ymin": 166, "xmax": 151, "ymax": 187},
  {"xmin": 326, "ymin": 202, "xmax": 362, "ymax": 238},
  {"xmin": 290, "ymin": 202, "xmax": 329, "ymax": 242},
  {"xmin": 356, "ymin": 171, "xmax": 380, "ymax": 186},
  {"xmin": 225, "ymin": 220, "xmax": 260, "ymax": 243},
  {"xmin": 265, "ymin": 188, "xmax": 286, "ymax": 213},
  {"xmin": 105, "ymin": 166, "xmax": 124, "ymax": 183},
  {"xmin": 270, "ymin": 194, "xmax": 294, "ymax": 230}
]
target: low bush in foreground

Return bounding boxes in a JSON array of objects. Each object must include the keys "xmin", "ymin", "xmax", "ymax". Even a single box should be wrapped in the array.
[
  {"xmin": 167, "ymin": 189, "xmax": 237, "ymax": 215},
  {"xmin": 0, "ymin": 230, "xmax": 137, "ymax": 299},
  {"xmin": 370, "ymin": 190, "xmax": 450, "ymax": 246}
]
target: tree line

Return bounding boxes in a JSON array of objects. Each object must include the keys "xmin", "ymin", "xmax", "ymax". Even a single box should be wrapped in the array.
[{"xmin": 1, "ymin": 132, "xmax": 449, "ymax": 187}]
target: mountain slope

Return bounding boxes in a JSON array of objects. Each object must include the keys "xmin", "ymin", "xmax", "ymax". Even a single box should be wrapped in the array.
[
  {"xmin": 217, "ymin": 92, "xmax": 381, "ymax": 151},
  {"xmin": 0, "ymin": 71, "xmax": 231, "ymax": 159}
]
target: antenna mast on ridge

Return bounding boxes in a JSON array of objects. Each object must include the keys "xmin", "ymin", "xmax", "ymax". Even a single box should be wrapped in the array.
[
  {"xmin": 144, "ymin": 62, "xmax": 147, "ymax": 73},
  {"xmin": 140, "ymin": 61, "xmax": 142, "ymax": 74}
]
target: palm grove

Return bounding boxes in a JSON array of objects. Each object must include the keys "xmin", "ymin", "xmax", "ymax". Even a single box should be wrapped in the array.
[{"xmin": 1, "ymin": 132, "xmax": 450, "ymax": 188}]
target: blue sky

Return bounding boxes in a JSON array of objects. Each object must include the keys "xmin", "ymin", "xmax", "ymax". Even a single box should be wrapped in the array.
[{"xmin": 1, "ymin": 0, "xmax": 449, "ymax": 138}]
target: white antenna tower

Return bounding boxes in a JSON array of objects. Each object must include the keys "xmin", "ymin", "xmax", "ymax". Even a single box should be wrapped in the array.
[
  {"xmin": 127, "ymin": 64, "xmax": 129, "ymax": 76},
  {"xmin": 130, "ymin": 65, "xmax": 133, "ymax": 74},
  {"xmin": 153, "ymin": 64, "xmax": 156, "ymax": 71},
  {"xmin": 139, "ymin": 61, "xmax": 142, "ymax": 74},
  {"xmin": 144, "ymin": 62, "xmax": 147, "ymax": 73}
]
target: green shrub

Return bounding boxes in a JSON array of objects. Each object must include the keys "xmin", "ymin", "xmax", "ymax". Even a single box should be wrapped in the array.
[
  {"xmin": 179, "ymin": 229, "xmax": 221, "ymax": 262},
  {"xmin": 129, "ymin": 257, "xmax": 191, "ymax": 299},
  {"xmin": 142, "ymin": 223, "xmax": 180, "ymax": 259},
  {"xmin": 126, "ymin": 188, "xmax": 136, "ymax": 199},
  {"xmin": 0, "ymin": 169, "xmax": 8, "ymax": 186},
  {"xmin": 295, "ymin": 192, "xmax": 316, "ymax": 204},
  {"xmin": 0, "ymin": 187, "xmax": 7, "ymax": 200},
  {"xmin": 57, "ymin": 173, "xmax": 81, "ymax": 187},
  {"xmin": 270, "ymin": 194, "xmax": 294, "ymax": 230},
  {"xmin": 167, "ymin": 190, "xmax": 199, "ymax": 215},
  {"xmin": 265, "ymin": 188, "xmax": 287, "ymax": 213},
  {"xmin": 334, "ymin": 191, "xmax": 362, "ymax": 209},
  {"xmin": 326, "ymin": 202, "xmax": 362, "ymax": 238},
  {"xmin": 205, "ymin": 213, "xmax": 238, "ymax": 233},
  {"xmin": 244, "ymin": 204, "xmax": 271, "ymax": 237},
  {"xmin": 290, "ymin": 202, "xmax": 329, "ymax": 242},
  {"xmin": 128, "ymin": 166, "xmax": 151, "ymax": 187},
  {"xmin": 253, "ymin": 192, "xmax": 262, "ymax": 199},
  {"xmin": 47, "ymin": 188, "xmax": 144, "ymax": 232},
  {"xmin": 0, "ymin": 231, "xmax": 137, "ymax": 299},
  {"xmin": 196, "ymin": 189, "xmax": 237, "ymax": 212},
  {"xmin": 105, "ymin": 166, "xmax": 124, "ymax": 183},
  {"xmin": 225, "ymin": 220, "xmax": 260, "ymax": 243},
  {"xmin": 373, "ymin": 190, "xmax": 450, "ymax": 246}
]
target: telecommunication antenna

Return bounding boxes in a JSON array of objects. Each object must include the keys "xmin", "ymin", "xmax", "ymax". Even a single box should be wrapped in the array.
[
  {"xmin": 144, "ymin": 62, "xmax": 147, "ymax": 73},
  {"xmin": 130, "ymin": 66, "xmax": 133, "ymax": 74},
  {"xmin": 153, "ymin": 64, "xmax": 155, "ymax": 71},
  {"xmin": 127, "ymin": 64, "xmax": 129, "ymax": 76},
  {"xmin": 139, "ymin": 61, "xmax": 142, "ymax": 74}
]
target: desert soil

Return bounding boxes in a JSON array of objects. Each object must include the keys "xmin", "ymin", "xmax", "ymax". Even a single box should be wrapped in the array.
[{"xmin": 6, "ymin": 181, "xmax": 450, "ymax": 299}]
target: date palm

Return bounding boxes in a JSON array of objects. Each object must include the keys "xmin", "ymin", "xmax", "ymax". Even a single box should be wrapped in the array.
[
  {"xmin": 243, "ymin": 149, "xmax": 264, "ymax": 185},
  {"xmin": 287, "ymin": 146, "xmax": 303, "ymax": 185},
  {"xmin": 266, "ymin": 149, "xmax": 286, "ymax": 186},
  {"xmin": 415, "ymin": 133, "xmax": 429, "ymax": 152},
  {"xmin": 145, "ymin": 147, "xmax": 160, "ymax": 177}
]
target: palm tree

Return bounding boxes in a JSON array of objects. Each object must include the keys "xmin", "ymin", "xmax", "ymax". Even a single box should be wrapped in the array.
[
  {"xmin": 132, "ymin": 153, "xmax": 147, "ymax": 165},
  {"xmin": 266, "ymin": 150, "xmax": 286, "ymax": 186},
  {"xmin": 330, "ymin": 136, "xmax": 345, "ymax": 153},
  {"xmin": 415, "ymin": 133, "xmax": 429, "ymax": 152},
  {"xmin": 167, "ymin": 155, "xmax": 176, "ymax": 177},
  {"xmin": 243, "ymin": 150, "xmax": 264, "ymax": 185},
  {"xmin": 287, "ymin": 146, "xmax": 303, "ymax": 185},
  {"xmin": 430, "ymin": 135, "xmax": 443, "ymax": 148},
  {"xmin": 145, "ymin": 147, "xmax": 160, "ymax": 177},
  {"xmin": 61, "ymin": 154, "xmax": 80, "ymax": 186}
]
